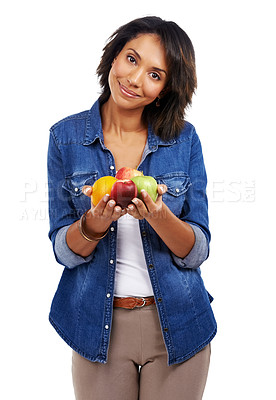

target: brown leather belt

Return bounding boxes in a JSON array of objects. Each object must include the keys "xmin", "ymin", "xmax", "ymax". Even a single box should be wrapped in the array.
[{"xmin": 113, "ymin": 296, "xmax": 155, "ymax": 309}]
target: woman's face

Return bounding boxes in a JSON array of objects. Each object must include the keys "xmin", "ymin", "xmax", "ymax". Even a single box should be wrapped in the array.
[{"xmin": 108, "ymin": 34, "xmax": 168, "ymax": 111}]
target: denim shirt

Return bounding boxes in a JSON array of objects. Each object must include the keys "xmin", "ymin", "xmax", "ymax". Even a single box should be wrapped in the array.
[{"xmin": 47, "ymin": 99, "xmax": 217, "ymax": 366}]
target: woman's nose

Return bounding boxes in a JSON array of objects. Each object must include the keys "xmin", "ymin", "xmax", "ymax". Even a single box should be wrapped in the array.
[{"xmin": 128, "ymin": 68, "xmax": 143, "ymax": 87}]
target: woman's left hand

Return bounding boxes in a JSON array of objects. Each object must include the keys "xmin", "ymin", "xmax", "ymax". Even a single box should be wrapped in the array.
[{"xmin": 127, "ymin": 184, "xmax": 167, "ymax": 220}]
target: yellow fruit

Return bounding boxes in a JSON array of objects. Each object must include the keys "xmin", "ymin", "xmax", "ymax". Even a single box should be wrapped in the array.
[{"xmin": 91, "ymin": 176, "xmax": 117, "ymax": 206}]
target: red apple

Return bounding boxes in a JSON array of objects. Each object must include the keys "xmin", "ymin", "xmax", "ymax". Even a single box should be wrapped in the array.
[
  {"xmin": 115, "ymin": 167, "xmax": 143, "ymax": 180},
  {"xmin": 110, "ymin": 179, "xmax": 138, "ymax": 209}
]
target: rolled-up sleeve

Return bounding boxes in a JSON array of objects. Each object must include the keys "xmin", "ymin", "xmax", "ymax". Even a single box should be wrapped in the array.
[
  {"xmin": 173, "ymin": 128, "xmax": 211, "ymax": 269},
  {"xmin": 54, "ymin": 225, "xmax": 94, "ymax": 269},
  {"xmin": 171, "ymin": 224, "xmax": 209, "ymax": 269},
  {"xmin": 48, "ymin": 129, "xmax": 93, "ymax": 269}
]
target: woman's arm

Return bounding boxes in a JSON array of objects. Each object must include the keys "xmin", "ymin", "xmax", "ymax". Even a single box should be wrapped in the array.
[
  {"xmin": 127, "ymin": 186, "xmax": 195, "ymax": 258},
  {"xmin": 66, "ymin": 219, "xmax": 101, "ymax": 258},
  {"xmin": 66, "ymin": 189, "xmax": 126, "ymax": 258},
  {"xmin": 47, "ymin": 130, "xmax": 125, "ymax": 264},
  {"xmin": 127, "ymin": 131, "xmax": 210, "ymax": 261},
  {"xmin": 145, "ymin": 198, "xmax": 195, "ymax": 258}
]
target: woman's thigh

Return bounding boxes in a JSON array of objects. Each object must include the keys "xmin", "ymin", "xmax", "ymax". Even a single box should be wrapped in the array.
[
  {"xmin": 72, "ymin": 307, "xmax": 141, "ymax": 400},
  {"xmin": 139, "ymin": 344, "xmax": 211, "ymax": 400},
  {"xmin": 72, "ymin": 351, "xmax": 139, "ymax": 400},
  {"xmin": 137, "ymin": 305, "xmax": 211, "ymax": 400}
]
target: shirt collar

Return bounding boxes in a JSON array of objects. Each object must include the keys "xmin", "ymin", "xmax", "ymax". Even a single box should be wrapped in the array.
[{"xmin": 83, "ymin": 99, "xmax": 104, "ymax": 145}]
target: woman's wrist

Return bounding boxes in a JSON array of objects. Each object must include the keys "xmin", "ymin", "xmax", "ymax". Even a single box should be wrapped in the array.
[{"xmin": 79, "ymin": 210, "xmax": 109, "ymax": 242}]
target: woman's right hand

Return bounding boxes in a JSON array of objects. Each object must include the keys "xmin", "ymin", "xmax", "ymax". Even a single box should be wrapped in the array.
[{"xmin": 82, "ymin": 186, "xmax": 126, "ymax": 235}]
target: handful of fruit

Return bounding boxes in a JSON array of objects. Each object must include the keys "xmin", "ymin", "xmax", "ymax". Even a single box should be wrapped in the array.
[{"xmin": 91, "ymin": 167, "xmax": 158, "ymax": 209}]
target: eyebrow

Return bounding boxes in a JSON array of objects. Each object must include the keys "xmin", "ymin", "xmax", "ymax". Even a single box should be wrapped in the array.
[{"xmin": 127, "ymin": 47, "xmax": 167, "ymax": 75}]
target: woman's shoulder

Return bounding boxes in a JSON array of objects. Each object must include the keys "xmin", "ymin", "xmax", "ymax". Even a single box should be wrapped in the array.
[
  {"xmin": 50, "ymin": 109, "xmax": 89, "ymax": 131},
  {"xmin": 150, "ymin": 120, "xmax": 197, "ymax": 147},
  {"xmin": 174, "ymin": 120, "xmax": 197, "ymax": 143},
  {"xmin": 49, "ymin": 109, "xmax": 89, "ymax": 145}
]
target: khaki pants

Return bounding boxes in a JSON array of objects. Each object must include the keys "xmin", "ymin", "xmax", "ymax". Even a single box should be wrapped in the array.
[{"xmin": 72, "ymin": 304, "xmax": 211, "ymax": 400}]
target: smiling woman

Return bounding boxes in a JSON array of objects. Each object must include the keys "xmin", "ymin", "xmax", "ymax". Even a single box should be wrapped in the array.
[
  {"xmin": 107, "ymin": 34, "xmax": 167, "ymax": 110},
  {"xmin": 47, "ymin": 15, "xmax": 216, "ymax": 400},
  {"xmin": 97, "ymin": 17, "xmax": 197, "ymax": 140}
]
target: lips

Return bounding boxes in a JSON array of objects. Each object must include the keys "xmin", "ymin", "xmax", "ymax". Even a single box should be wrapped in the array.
[{"xmin": 119, "ymin": 82, "xmax": 140, "ymax": 98}]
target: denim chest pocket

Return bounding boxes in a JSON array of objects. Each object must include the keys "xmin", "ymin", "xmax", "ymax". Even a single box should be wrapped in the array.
[
  {"xmin": 62, "ymin": 171, "xmax": 98, "ymax": 215},
  {"xmin": 155, "ymin": 172, "xmax": 191, "ymax": 217}
]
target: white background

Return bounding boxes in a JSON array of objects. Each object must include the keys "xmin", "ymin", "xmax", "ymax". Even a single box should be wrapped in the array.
[{"xmin": 1, "ymin": 0, "xmax": 275, "ymax": 398}]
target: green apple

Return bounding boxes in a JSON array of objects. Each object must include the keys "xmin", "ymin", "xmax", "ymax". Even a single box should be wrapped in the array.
[{"xmin": 131, "ymin": 176, "xmax": 158, "ymax": 202}]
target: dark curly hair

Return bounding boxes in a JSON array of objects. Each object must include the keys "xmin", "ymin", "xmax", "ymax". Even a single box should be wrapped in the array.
[{"xmin": 96, "ymin": 16, "xmax": 197, "ymax": 141}]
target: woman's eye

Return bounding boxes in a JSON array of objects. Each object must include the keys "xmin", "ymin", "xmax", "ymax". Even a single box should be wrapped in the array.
[
  {"xmin": 150, "ymin": 72, "xmax": 161, "ymax": 80},
  {"xmin": 127, "ymin": 55, "xmax": 136, "ymax": 64}
]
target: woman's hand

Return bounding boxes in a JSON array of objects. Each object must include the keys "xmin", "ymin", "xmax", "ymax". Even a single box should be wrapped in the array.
[
  {"xmin": 82, "ymin": 186, "xmax": 126, "ymax": 234},
  {"xmin": 126, "ymin": 184, "xmax": 167, "ymax": 221}
]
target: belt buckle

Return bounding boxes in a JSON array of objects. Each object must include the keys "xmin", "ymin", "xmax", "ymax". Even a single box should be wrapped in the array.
[{"xmin": 136, "ymin": 297, "xmax": 146, "ymax": 308}]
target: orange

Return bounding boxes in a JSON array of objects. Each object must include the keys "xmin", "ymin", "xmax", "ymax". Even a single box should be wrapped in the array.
[{"xmin": 91, "ymin": 176, "xmax": 117, "ymax": 206}]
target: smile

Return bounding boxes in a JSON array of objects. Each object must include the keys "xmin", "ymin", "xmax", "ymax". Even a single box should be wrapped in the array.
[{"xmin": 119, "ymin": 82, "xmax": 141, "ymax": 98}]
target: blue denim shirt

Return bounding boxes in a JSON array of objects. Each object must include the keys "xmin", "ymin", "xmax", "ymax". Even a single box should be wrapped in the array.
[{"xmin": 47, "ymin": 99, "xmax": 217, "ymax": 366}]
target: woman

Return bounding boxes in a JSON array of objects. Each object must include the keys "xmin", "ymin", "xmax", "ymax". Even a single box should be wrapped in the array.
[{"xmin": 47, "ymin": 16, "xmax": 217, "ymax": 400}]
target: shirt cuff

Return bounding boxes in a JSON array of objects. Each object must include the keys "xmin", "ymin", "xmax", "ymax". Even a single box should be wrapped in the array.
[
  {"xmin": 171, "ymin": 224, "xmax": 209, "ymax": 269},
  {"xmin": 54, "ymin": 225, "xmax": 94, "ymax": 269}
]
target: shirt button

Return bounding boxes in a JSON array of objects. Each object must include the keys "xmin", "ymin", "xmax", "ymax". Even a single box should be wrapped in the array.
[
  {"xmin": 164, "ymin": 327, "xmax": 168, "ymax": 332},
  {"xmin": 142, "ymin": 231, "xmax": 147, "ymax": 237},
  {"xmin": 110, "ymin": 165, "xmax": 115, "ymax": 170},
  {"xmin": 74, "ymin": 187, "xmax": 79, "ymax": 192},
  {"xmin": 110, "ymin": 259, "xmax": 114, "ymax": 264},
  {"xmin": 110, "ymin": 227, "xmax": 115, "ymax": 232},
  {"xmin": 105, "ymin": 325, "xmax": 109, "ymax": 330},
  {"xmin": 148, "ymin": 264, "xmax": 154, "ymax": 269},
  {"xmin": 158, "ymin": 298, "xmax": 162, "ymax": 302},
  {"xmin": 175, "ymin": 188, "xmax": 180, "ymax": 193},
  {"xmin": 106, "ymin": 293, "xmax": 111, "ymax": 298}
]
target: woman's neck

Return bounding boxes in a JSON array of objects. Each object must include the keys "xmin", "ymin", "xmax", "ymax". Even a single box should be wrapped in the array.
[{"xmin": 101, "ymin": 97, "xmax": 146, "ymax": 137}]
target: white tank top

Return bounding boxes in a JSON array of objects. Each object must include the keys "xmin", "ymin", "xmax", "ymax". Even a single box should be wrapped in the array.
[{"xmin": 114, "ymin": 214, "xmax": 154, "ymax": 297}]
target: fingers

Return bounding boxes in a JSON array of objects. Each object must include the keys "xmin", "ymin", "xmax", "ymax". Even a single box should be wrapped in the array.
[
  {"xmin": 92, "ymin": 195, "xmax": 126, "ymax": 221},
  {"xmin": 82, "ymin": 187, "xmax": 125, "ymax": 220},
  {"xmin": 157, "ymin": 184, "xmax": 167, "ymax": 196},
  {"xmin": 82, "ymin": 185, "xmax": 93, "ymax": 197},
  {"xmin": 138, "ymin": 184, "xmax": 167, "ymax": 212},
  {"xmin": 153, "ymin": 184, "xmax": 167, "ymax": 210},
  {"xmin": 140, "ymin": 190, "xmax": 157, "ymax": 214},
  {"xmin": 104, "ymin": 199, "xmax": 127, "ymax": 220},
  {"xmin": 127, "ymin": 196, "xmax": 149, "ymax": 219},
  {"xmin": 127, "ymin": 185, "xmax": 167, "ymax": 219},
  {"xmin": 127, "ymin": 200, "xmax": 145, "ymax": 219},
  {"xmin": 92, "ymin": 194, "xmax": 111, "ymax": 215}
]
